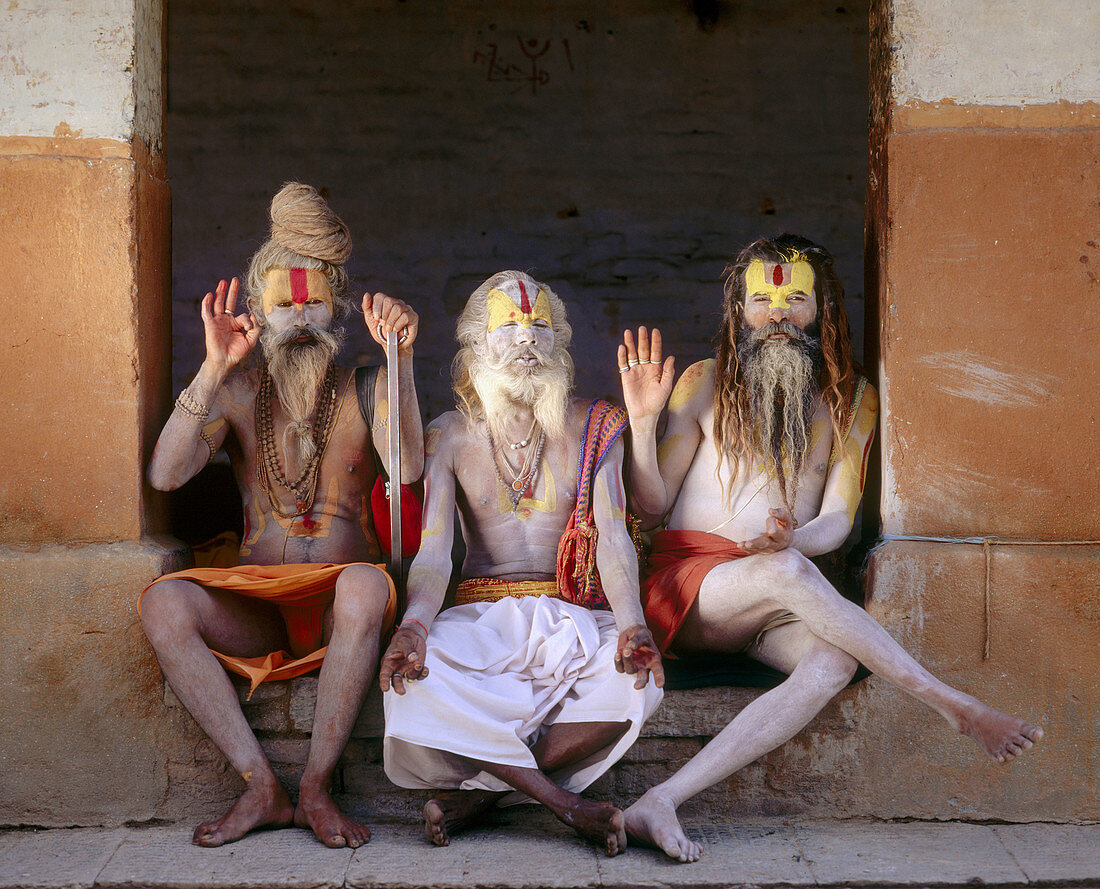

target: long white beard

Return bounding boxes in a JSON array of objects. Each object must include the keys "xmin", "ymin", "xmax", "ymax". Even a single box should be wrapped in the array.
[
  {"xmin": 470, "ymin": 347, "xmax": 572, "ymax": 442},
  {"xmin": 738, "ymin": 321, "xmax": 822, "ymax": 508},
  {"xmin": 260, "ymin": 323, "xmax": 343, "ymax": 463}
]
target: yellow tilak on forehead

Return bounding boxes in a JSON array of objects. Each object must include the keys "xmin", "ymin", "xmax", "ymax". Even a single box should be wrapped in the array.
[
  {"xmin": 745, "ymin": 258, "xmax": 815, "ymax": 310},
  {"xmin": 261, "ymin": 268, "xmax": 334, "ymax": 316},
  {"xmin": 486, "ymin": 285, "xmax": 553, "ymax": 333}
]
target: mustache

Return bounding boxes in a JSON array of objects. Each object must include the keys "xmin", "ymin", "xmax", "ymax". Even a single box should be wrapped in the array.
[
  {"xmin": 747, "ymin": 320, "xmax": 820, "ymax": 347},
  {"xmin": 266, "ymin": 323, "xmax": 336, "ymax": 349},
  {"xmin": 482, "ymin": 342, "xmax": 550, "ymax": 369}
]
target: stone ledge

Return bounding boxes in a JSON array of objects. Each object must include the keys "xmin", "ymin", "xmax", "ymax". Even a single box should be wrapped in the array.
[{"xmin": 149, "ymin": 540, "xmax": 1099, "ymax": 823}]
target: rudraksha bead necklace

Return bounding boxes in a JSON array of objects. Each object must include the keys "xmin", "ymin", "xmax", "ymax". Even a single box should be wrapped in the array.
[{"xmin": 255, "ymin": 361, "xmax": 340, "ymax": 518}]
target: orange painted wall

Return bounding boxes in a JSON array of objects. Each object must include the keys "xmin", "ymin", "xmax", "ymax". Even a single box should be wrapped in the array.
[
  {"xmin": 864, "ymin": 25, "xmax": 1100, "ymax": 814},
  {"xmin": 0, "ymin": 136, "xmax": 171, "ymax": 544}
]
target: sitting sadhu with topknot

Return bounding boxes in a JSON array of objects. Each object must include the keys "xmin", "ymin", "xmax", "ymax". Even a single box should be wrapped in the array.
[{"xmin": 141, "ymin": 182, "xmax": 423, "ymax": 849}]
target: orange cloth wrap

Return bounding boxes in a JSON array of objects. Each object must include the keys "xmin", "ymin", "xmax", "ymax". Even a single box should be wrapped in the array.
[
  {"xmin": 140, "ymin": 562, "xmax": 396, "ymax": 695},
  {"xmin": 642, "ymin": 530, "xmax": 750, "ymax": 654},
  {"xmin": 455, "ymin": 578, "xmax": 559, "ymax": 606}
]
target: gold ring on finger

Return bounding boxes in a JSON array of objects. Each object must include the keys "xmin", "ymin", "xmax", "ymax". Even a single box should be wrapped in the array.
[
  {"xmin": 618, "ymin": 366, "xmax": 630, "ymax": 374},
  {"xmin": 628, "ymin": 359, "xmax": 640, "ymax": 367}
]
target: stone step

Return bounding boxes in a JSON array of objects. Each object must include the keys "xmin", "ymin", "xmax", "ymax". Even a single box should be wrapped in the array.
[{"xmin": 166, "ymin": 676, "xmax": 859, "ymax": 822}]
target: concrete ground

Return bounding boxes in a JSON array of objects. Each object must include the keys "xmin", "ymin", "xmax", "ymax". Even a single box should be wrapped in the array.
[{"xmin": 1, "ymin": 813, "xmax": 1097, "ymax": 889}]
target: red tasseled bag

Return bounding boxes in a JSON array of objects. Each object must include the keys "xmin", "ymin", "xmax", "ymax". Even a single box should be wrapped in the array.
[{"xmin": 555, "ymin": 400, "xmax": 632, "ymax": 610}]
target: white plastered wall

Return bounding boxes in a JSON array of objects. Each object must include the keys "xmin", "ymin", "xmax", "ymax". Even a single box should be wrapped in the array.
[
  {"xmin": 890, "ymin": 0, "xmax": 1100, "ymax": 104},
  {"xmin": 0, "ymin": 0, "xmax": 161, "ymax": 145}
]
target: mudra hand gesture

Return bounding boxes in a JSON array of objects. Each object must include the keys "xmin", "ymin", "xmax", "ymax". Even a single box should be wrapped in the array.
[
  {"xmin": 738, "ymin": 507, "xmax": 794, "ymax": 554},
  {"xmin": 200, "ymin": 277, "xmax": 259, "ymax": 373},
  {"xmin": 617, "ymin": 327, "xmax": 676, "ymax": 424},
  {"xmin": 379, "ymin": 623, "xmax": 429, "ymax": 695}
]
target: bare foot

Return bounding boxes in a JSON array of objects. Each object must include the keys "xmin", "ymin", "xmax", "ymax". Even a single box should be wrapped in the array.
[
  {"xmin": 558, "ymin": 798, "xmax": 628, "ymax": 856},
  {"xmin": 624, "ymin": 789, "xmax": 702, "ymax": 863},
  {"xmin": 192, "ymin": 777, "xmax": 295, "ymax": 847},
  {"xmin": 423, "ymin": 789, "xmax": 506, "ymax": 846},
  {"xmin": 294, "ymin": 782, "xmax": 371, "ymax": 848},
  {"xmin": 957, "ymin": 700, "xmax": 1044, "ymax": 763}
]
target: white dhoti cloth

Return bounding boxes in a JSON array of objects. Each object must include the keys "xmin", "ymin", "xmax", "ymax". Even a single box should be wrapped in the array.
[{"xmin": 383, "ymin": 594, "xmax": 663, "ymax": 799}]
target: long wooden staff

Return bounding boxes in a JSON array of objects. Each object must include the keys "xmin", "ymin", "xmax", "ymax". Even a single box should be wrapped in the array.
[{"xmin": 386, "ymin": 330, "xmax": 403, "ymax": 588}]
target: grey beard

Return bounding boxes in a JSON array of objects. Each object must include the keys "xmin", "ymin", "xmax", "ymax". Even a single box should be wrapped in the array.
[
  {"xmin": 737, "ymin": 321, "xmax": 823, "ymax": 510},
  {"xmin": 470, "ymin": 346, "xmax": 572, "ymax": 443},
  {"xmin": 260, "ymin": 323, "xmax": 344, "ymax": 463}
]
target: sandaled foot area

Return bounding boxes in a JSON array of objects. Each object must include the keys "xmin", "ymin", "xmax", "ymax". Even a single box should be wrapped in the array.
[
  {"xmin": 959, "ymin": 701, "xmax": 1044, "ymax": 763},
  {"xmin": 192, "ymin": 779, "xmax": 295, "ymax": 847},
  {"xmin": 624, "ymin": 790, "xmax": 702, "ymax": 863},
  {"xmin": 294, "ymin": 783, "xmax": 371, "ymax": 848},
  {"xmin": 559, "ymin": 798, "xmax": 627, "ymax": 857},
  {"xmin": 423, "ymin": 789, "xmax": 505, "ymax": 847}
]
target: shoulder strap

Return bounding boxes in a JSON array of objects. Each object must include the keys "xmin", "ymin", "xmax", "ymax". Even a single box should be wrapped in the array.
[
  {"xmin": 829, "ymin": 374, "xmax": 868, "ymax": 467},
  {"xmin": 574, "ymin": 399, "xmax": 628, "ymax": 515},
  {"xmin": 354, "ymin": 365, "xmax": 387, "ymax": 480}
]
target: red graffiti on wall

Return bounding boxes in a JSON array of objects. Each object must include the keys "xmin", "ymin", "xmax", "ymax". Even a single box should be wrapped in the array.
[{"xmin": 473, "ymin": 37, "xmax": 575, "ymax": 96}]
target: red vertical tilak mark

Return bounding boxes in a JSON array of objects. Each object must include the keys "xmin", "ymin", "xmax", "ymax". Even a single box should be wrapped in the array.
[
  {"xmin": 290, "ymin": 268, "xmax": 309, "ymax": 303},
  {"xmin": 518, "ymin": 280, "xmax": 532, "ymax": 315},
  {"xmin": 771, "ymin": 264, "xmax": 784, "ymax": 286}
]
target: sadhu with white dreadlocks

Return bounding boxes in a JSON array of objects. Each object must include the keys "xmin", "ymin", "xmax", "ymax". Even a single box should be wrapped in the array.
[
  {"xmin": 617, "ymin": 233, "xmax": 1042, "ymax": 863},
  {"xmin": 141, "ymin": 183, "xmax": 423, "ymax": 850}
]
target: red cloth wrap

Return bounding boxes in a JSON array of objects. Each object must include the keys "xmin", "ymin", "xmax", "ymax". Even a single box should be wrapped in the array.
[{"xmin": 642, "ymin": 529, "xmax": 748, "ymax": 654}]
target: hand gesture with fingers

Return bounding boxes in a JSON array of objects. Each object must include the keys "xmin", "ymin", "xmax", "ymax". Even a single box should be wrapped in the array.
[
  {"xmin": 364, "ymin": 293, "xmax": 419, "ymax": 355},
  {"xmin": 200, "ymin": 278, "xmax": 259, "ymax": 373},
  {"xmin": 614, "ymin": 624, "xmax": 665, "ymax": 690},
  {"xmin": 618, "ymin": 327, "xmax": 676, "ymax": 426},
  {"xmin": 379, "ymin": 625, "xmax": 429, "ymax": 694},
  {"xmin": 738, "ymin": 507, "xmax": 794, "ymax": 554}
]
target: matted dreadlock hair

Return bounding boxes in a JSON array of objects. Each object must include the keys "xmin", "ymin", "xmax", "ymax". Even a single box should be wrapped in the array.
[{"xmin": 712, "ymin": 234, "xmax": 856, "ymax": 502}]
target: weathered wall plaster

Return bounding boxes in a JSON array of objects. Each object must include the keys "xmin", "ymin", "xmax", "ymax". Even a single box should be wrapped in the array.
[
  {"xmin": 889, "ymin": 0, "xmax": 1100, "ymax": 105},
  {"xmin": 0, "ymin": 0, "xmax": 177, "ymax": 826},
  {"xmin": 865, "ymin": 0, "xmax": 1099, "ymax": 818},
  {"xmin": 0, "ymin": 0, "xmax": 162, "ymax": 147}
]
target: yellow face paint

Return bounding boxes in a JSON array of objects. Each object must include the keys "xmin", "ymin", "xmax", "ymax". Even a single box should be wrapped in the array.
[
  {"xmin": 261, "ymin": 268, "xmax": 334, "ymax": 316},
  {"xmin": 745, "ymin": 259, "xmax": 815, "ymax": 310},
  {"xmin": 486, "ymin": 285, "xmax": 553, "ymax": 333}
]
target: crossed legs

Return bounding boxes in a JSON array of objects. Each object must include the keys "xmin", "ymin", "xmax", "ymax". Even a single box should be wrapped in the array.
[
  {"xmin": 626, "ymin": 550, "xmax": 1043, "ymax": 862},
  {"xmin": 424, "ymin": 720, "xmax": 631, "ymax": 855},
  {"xmin": 140, "ymin": 564, "xmax": 390, "ymax": 848}
]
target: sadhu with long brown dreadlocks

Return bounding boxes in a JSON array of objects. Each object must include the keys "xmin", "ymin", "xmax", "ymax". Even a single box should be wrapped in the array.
[{"xmin": 616, "ymin": 233, "xmax": 1042, "ymax": 863}]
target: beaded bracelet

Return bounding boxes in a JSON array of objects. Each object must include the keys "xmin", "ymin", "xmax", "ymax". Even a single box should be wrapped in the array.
[
  {"xmin": 199, "ymin": 429, "xmax": 218, "ymax": 464},
  {"xmin": 175, "ymin": 388, "xmax": 210, "ymax": 422}
]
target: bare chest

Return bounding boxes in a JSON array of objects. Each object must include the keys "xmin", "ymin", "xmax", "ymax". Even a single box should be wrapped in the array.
[{"xmin": 671, "ymin": 403, "xmax": 835, "ymax": 535}]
